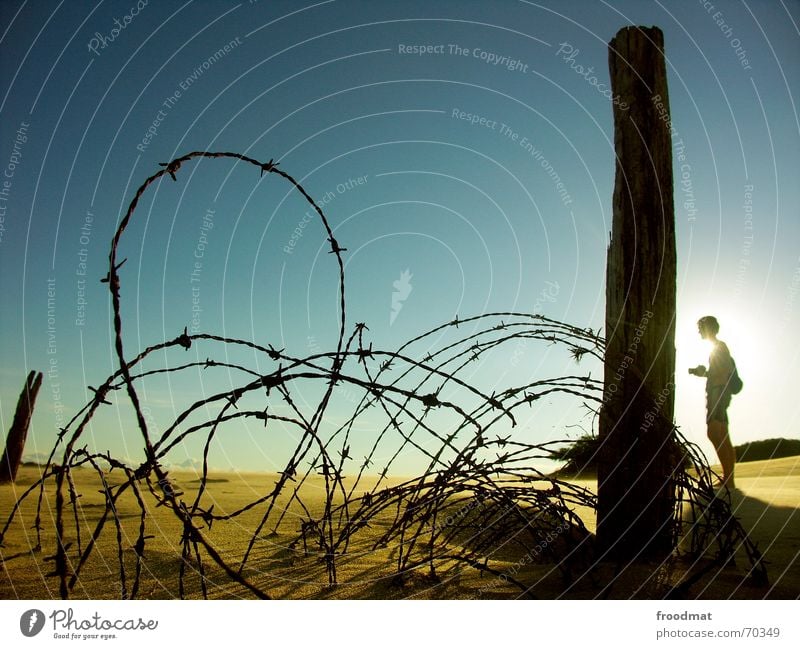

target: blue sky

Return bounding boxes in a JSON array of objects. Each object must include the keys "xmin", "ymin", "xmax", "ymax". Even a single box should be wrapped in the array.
[{"xmin": 0, "ymin": 0, "xmax": 798, "ymax": 474}]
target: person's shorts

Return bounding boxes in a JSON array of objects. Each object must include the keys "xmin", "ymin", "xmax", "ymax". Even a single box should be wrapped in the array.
[{"xmin": 706, "ymin": 386, "xmax": 731, "ymax": 424}]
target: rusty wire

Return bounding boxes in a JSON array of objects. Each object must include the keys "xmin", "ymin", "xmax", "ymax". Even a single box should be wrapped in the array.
[{"xmin": 0, "ymin": 152, "xmax": 765, "ymax": 599}]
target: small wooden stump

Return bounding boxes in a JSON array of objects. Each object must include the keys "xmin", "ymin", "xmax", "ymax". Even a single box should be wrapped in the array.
[{"xmin": 0, "ymin": 370, "xmax": 43, "ymax": 483}]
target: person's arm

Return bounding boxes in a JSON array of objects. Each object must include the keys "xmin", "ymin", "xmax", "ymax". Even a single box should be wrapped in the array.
[{"xmin": 689, "ymin": 364, "xmax": 707, "ymax": 377}]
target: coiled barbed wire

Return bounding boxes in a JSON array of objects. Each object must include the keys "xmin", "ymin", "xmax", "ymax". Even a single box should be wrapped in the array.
[{"xmin": 0, "ymin": 153, "xmax": 766, "ymax": 599}]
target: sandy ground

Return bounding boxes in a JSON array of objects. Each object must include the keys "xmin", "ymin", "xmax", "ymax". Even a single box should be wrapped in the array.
[
  {"xmin": 1, "ymin": 456, "xmax": 797, "ymax": 599},
  {"xmin": 706, "ymin": 456, "xmax": 800, "ymax": 597}
]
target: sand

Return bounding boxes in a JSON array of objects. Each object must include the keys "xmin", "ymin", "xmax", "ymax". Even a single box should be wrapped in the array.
[{"xmin": 1, "ymin": 457, "xmax": 797, "ymax": 599}]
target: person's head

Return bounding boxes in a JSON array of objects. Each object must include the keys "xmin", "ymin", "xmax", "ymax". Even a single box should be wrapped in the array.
[{"xmin": 697, "ymin": 315, "xmax": 720, "ymax": 340}]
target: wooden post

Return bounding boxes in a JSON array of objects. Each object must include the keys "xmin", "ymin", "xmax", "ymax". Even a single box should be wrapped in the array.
[
  {"xmin": 597, "ymin": 26, "xmax": 679, "ymax": 561},
  {"xmin": 0, "ymin": 370, "xmax": 43, "ymax": 483}
]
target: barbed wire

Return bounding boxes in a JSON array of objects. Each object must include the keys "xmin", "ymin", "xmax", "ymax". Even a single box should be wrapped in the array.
[{"xmin": 0, "ymin": 152, "xmax": 765, "ymax": 599}]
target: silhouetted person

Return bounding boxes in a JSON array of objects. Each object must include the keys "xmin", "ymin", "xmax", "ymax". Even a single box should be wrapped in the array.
[{"xmin": 689, "ymin": 315, "xmax": 736, "ymax": 489}]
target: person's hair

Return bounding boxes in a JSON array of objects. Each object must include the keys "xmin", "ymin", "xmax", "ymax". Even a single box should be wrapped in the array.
[{"xmin": 698, "ymin": 315, "xmax": 720, "ymax": 335}]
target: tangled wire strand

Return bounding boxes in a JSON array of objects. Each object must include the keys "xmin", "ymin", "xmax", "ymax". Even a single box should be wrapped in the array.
[{"xmin": 0, "ymin": 152, "xmax": 766, "ymax": 599}]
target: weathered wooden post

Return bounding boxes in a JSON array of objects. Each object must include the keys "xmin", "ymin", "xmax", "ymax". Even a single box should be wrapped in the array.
[
  {"xmin": 0, "ymin": 370, "xmax": 43, "ymax": 483},
  {"xmin": 597, "ymin": 26, "xmax": 679, "ymax": 561}
]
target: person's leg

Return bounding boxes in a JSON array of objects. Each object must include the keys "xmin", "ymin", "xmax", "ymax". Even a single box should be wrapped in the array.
[
  {"xmin": 718, "ymin": 421, "xmax": 736, "ymax": 488},
  {"xmin": 707, "ymin": 419, "xmax": 736, "ymax": 488}
]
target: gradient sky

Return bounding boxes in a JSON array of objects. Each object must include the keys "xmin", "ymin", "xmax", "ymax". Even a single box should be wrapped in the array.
[{"xmin": 0, "ymin": 0, "xmax": 798, "ymax": 474}]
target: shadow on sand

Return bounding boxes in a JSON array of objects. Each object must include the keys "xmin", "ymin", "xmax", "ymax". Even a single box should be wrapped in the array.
[{"xmin": 668, "ymin": 486, "xmax": 800, "ymax": 599}]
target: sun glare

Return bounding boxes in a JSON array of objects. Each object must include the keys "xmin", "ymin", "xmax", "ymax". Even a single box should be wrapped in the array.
[{"xmin": 678, "ymin": 310, "xmax": 758, "ymax": 385}]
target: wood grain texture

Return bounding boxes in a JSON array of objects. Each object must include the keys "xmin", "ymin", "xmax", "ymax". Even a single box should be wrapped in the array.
[{"xmin": 597, "ymin": 26, "xmax": 679, "ymax": 561}]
